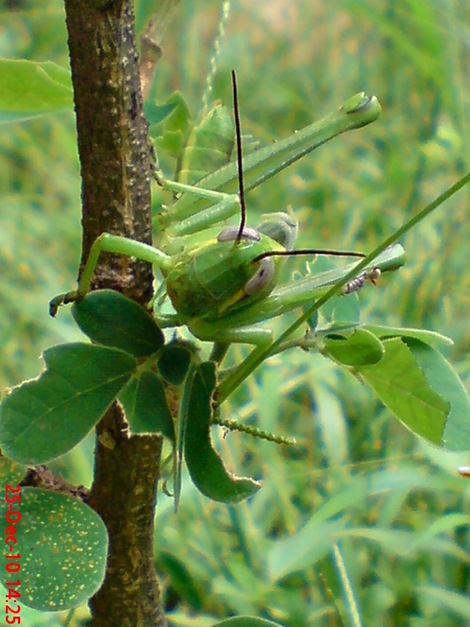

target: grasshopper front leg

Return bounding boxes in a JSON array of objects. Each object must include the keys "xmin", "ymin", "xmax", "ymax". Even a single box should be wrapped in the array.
[{"xmin": 49, "ymin": 234, "xmax": 172, "ymax": 316}]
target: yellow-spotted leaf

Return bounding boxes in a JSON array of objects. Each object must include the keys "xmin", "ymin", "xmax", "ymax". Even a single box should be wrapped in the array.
[{"xmin": 0, "ymin": 488, "xmax": 107, "ymax": 611}]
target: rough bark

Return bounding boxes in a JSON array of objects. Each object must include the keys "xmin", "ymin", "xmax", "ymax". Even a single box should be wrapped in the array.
[{"xmin": 63, "ymin": 1, "xmax": 166, "ymax": 624}]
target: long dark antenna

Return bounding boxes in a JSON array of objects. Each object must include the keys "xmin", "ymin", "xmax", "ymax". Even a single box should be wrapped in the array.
[
  {"xmin": 231, "ymin": 70, "xmax": 246, "ymax": 244},
  {"xmin": 231, "ymin": 70, "xmax": 364, "ymax": 263},
  {"xmin": 253, "ymin": 249, "xmax": 366, "ymax": 262}
]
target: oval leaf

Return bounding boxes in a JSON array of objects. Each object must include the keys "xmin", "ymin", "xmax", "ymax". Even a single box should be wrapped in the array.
[
  {"xmin": 323, "ymin": 328, "xmax": 384, "ymax": 366},
  {"xmin": 358, "ymin": 337, "xmax": 448, "ymax": 445},
  {"xmin": 119, "ymin": 370, "xmax": 175, "ymax": 440},
  {"xmin": 0, "ymin": 488, "xmax": 107, "ymax": 611},
  {"xmin": 364, "ymin": 324, "xmax": 453, "ymax": 349},
  {"xmin": 0, "ymin": 343, "xmax": 136, "ymax": 464},
  {"xmin": 403, "ymin": 338, "xmax": 470, "ymax": 451},
  {"xmin": 72, "ymin": 289, "xmax": 164, "ymax": 357},
  {"xmin": 183, "ymin": 362, "xmax": 261, "ymax": 503}
]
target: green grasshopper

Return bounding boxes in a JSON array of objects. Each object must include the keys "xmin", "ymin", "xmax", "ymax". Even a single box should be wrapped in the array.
[{"xmin": 50, "ymin": 72, "xmax": 404, "ymax": 398}]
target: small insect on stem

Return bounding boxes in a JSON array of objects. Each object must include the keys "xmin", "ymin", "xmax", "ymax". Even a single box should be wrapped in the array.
[{"xmin": 343, "ymin": 267, "xmax": 381, "ymax": 294}]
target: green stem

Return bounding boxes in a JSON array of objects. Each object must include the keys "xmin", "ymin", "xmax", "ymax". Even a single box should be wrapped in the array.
[
  {"xmin": 218, "ymin": 244, "xmax": 404, "ymax": 329},
  {"xmin": 217, "ymin": 170, "xmax": 470, "ymax": 402}
]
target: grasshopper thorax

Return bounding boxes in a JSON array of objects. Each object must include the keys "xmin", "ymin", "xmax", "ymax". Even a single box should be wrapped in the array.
[{"xmin": 165, "ymin": 226, "xmax": 285, "ymax": 322}]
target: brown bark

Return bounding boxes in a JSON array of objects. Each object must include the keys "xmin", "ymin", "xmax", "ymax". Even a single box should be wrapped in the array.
[{"xmin": 63, "ymin": 1, "xmax": 166, "ymax": 624}]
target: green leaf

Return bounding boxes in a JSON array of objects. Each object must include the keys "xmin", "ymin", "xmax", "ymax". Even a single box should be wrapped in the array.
[
  {"xmin": 155, "ymin": 91, "xmax": 191, "ymax": 133},
  {"xmin": 403, "ymin": 338, "xmax": 470, "ymax": 451},
  {"xmin": 267, "ymin": 467, "xmax": 450, "ymax": 581},
  {"xmin": 358, "ymin": 337, "xmax": 448, "ymax": 445},
  {"xmin": 212, "ymin": 618, "xmax": 285, "ymax": 627},
  {"xmin": 157, "ymin": 341, "xmax": 193, "ymax": 385},
  {"xmin": 72, "ymin": 290, "xmax": 164, "ymax": 357},
  {"xmin": 364, "ymin": 324, "xmax": 453, "ymax": 349},
  {"xmin": 0, "ymin": 488, "xmax": 107, "ymax": 611},
  {"xmin": 119, "ymin": 370, "xmax": 174, "ymax": 440},
  {"xmin": 156, "ymin": 130, "xmax": 187, "ymax": 161},
  {"xmin": 183, "ymin": 362, "xmax": 261, "ymax": 503},
  {"xmin": 417, "ymin": 587, "xmax": 470, "ymax": 620},
  {"xmin": 304, "ymin": 257, "xmax": 335, "ymax": 324},
  {"xmin": 152, "ymin": 91, "xmax": 192, "ymax": 159},
  {"xmin": 0, "ymin": 344, "xmax": 136, "ymax": 464},
  {"xmin": 323, "ymin": 328, "xmax": 384, "ymax": 366},
  {"xmin": 0, "ymin": 59, "xmax": 72, "ymax": 122},
  {"xmin": 144, "ymin": 100, "xmax": 177, "ymax": 126},
  {"xmin": 268, "ymin": 519, "xmax": 346, "ymax": 581},
  {"xmin": 156, "ymin": 550, "xmax": 203, "ymax": 610},
  {"xmin": 328, "ymin": 293, "xmax": 361, "ymax": 325},
  {"xmin": 344, "ymin": 520, "xmax": 469, "ymax": 559},
  {"xmin": 179, "ymin": 103, "xmax": 234, "ymax": 185}
]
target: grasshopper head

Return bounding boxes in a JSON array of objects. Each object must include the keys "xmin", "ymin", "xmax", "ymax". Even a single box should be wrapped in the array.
[{"xmin": 165, "ymin": 226, "xmax": 285, "ymax": 322}]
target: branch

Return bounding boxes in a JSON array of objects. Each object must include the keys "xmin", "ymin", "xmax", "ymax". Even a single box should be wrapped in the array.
[{"xmin": 63, "ymin": 1, "xmax": 166, "ymax": 624}]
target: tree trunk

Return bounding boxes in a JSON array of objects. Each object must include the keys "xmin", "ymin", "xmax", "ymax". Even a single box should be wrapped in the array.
[{"xmin": 63, "ymin": 1, "xmax": 166, "ymax": 624}]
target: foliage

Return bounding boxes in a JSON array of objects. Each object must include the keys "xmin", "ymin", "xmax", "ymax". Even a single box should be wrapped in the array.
[
  {"xmin": 1, "ymin": 1, "xmax": 470, "ymax": 626},
  {"xmin": 0, "ymin": 486, "xmax": 107, "ymax": 612}
]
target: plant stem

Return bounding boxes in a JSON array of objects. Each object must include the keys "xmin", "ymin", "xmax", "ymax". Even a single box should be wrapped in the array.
[{"xmin": 63, "ymin": 0, "xmax": 166, "ymax": 624}]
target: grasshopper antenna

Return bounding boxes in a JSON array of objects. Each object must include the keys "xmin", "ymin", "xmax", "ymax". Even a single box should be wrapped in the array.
[
  {"xmin": 231, "ymin": 70, "xmax": 364, "ymax": 262},
  {"xmin": 253, "ymin": 249, "xmax": 366, "ymax": 262},
  {"xmin": 232, "ymin": 70, "xmax": 247, "ymax": 244}
]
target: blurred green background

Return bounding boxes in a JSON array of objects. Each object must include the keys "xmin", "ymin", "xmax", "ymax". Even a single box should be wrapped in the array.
[{"xmin": 1, "ymin": 0, "xmax": 469, "ymax": 625}]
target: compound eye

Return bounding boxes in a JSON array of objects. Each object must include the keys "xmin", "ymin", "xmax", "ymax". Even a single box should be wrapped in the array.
[
  {"xmin": 217, "ymin": 226, "xmax": 260, "ymax": 242},
  {"xmin": 244, "ymin": 257, "xmax": 275, "ymax": 295}
]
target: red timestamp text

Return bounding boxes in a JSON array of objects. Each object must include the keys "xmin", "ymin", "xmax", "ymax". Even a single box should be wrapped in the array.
[{"xmin": 4, "ymin": 484, "xmax": 21, "ymax": 624}]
